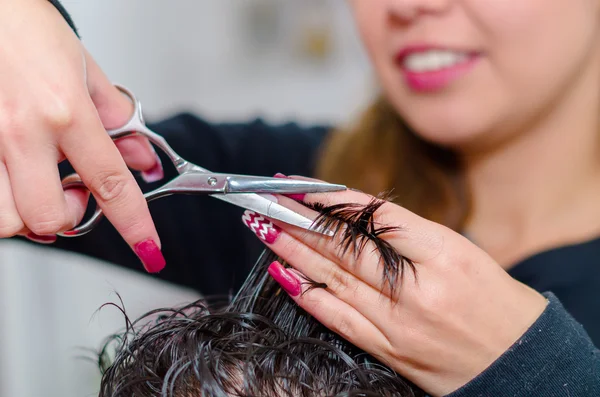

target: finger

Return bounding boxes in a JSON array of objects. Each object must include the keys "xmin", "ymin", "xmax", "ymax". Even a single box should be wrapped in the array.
[
  {"xmin": 4, "ymin": 131, "xmax": 84, "ymax": 236},
  {"xmin": 116, "ymin": 138, "xmax": 164, "ymax": 182},
  {"xmin": 84, "ymin": 49, "xmax": 161, "ymax": 176},
  {"xmin": 0, "ymin": 160, "xmax": 25, "ymax": 237},
  {"xmin": 278, "ymin": 186, "xmax": 448, "ymax": 265},
  {"xmin": 242, "ymin": 194, "xmax": 414, "ymax": 295},
  {"xmin": 262, "ymin": 196, "xmax": 414, "ymax": 293},
  {"xmin": 22, "ymin": 186, "xmax": 88, "ymax": 244},
  {"xmin": 62, "ymin": 180, "xmax": 91, "ymax": 227},
  {"xmin": 242, "ymin": 210, "xmax": 392, "ymax": 319},
  {"xmin": 267, "ymin": 260, "xmax": 389, "ymax": 360},
  {"xmin": 59, "ymin": 97, "xmax": 165, "ymax": 273}
]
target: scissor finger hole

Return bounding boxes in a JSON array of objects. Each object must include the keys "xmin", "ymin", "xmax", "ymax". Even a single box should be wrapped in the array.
[{"xmin": 59, "ymin": 173, "xmax": 101, "ymax": 236}]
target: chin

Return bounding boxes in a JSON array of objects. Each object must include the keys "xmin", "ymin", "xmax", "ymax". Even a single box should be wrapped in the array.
[
  {"xmin": 389, "ymin": 94, "xmax": 505, "ymax": 152},
  {"xmin": 400, "ymin": 110, "xmax": 488, "ymax": 148},
  {"xmin": 416, "ymin": 127, "xmax": 483, "ymax": 149}
]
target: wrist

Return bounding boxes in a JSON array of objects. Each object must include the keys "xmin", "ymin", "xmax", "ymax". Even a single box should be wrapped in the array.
[
  {"xmin": 406, "ymin": 281, "xmax": 548, "ymax": 396},
  {"xmin": 442, "ymin": 286, "xmax": 548, "ymax": 395},
  {"xmin": 445, "ymin": 292, "xmax": 598, "ymax": 397}
]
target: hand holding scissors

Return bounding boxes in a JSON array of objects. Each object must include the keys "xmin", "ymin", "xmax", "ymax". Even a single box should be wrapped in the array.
[{"xmin": 59, "ymin": 86, "xmax": 347, "ymax": 240}]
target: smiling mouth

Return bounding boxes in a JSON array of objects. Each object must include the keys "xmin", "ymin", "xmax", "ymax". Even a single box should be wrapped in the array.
[
  {"xmin": 401, "ymin": 49, "xmax": 472, "ymax": 72},
  {"xmin": 395, "ymin": 47, "xmax": 481, "ymax": 92}
]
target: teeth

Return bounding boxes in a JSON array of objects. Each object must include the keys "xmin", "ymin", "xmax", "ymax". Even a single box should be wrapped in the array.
[{"xmin": 404, "ymin": 50, "xmax": 468, "ymax": 72}]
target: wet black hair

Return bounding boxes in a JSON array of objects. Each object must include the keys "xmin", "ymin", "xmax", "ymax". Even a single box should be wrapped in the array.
[{"xmin": 96, "ymin": 197, "xmax": 423, "ymax": 397}]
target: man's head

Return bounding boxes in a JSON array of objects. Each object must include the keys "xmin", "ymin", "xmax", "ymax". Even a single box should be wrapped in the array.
[{"xmin": 98, "ymin": 200, "xmax": 423, "ymax": 397}]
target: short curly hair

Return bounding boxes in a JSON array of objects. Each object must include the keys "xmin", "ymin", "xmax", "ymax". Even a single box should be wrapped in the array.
[{"xmin": 96, "ymin": 199, "xmax": 424, "ymax": 397}]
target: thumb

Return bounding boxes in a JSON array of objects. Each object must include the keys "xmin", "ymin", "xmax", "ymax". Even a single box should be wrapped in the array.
[{"xmin": 84, "ymin": 49, "xmax": 161, "ymax": 177}]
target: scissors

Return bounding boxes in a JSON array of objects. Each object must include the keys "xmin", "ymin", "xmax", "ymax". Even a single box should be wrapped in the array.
[{"xmin": 57, "ymin": 85, "xmax": 346, "ymax": 238}]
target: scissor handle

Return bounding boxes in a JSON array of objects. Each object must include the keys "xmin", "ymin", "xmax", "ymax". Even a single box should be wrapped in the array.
[
  {"xmin": 109, "ymin": 85, "xmax": 200, "ymax": 174},
  {"xmin": 55, "ymin": 84, "xmax": 194, "ymax": 237},
  {"xmin": 57, "ymin": 174, "xmax": 102, "ymax": 236}
]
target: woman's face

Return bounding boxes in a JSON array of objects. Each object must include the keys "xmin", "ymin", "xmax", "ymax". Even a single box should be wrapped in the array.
[{"xmin": 349, "ymin": 0, "xmax": 600, "ymax": 150}]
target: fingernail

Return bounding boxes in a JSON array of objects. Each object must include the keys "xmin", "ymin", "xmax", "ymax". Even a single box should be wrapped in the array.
[
  {"xmin": 241, "ymin": 210, "xmax": 281, "ymax": 244},
  {"xmin": 141, "ymin": 153, "xmax": 164, "ymax": 183},
  {"xmin": 133, "ymin": 239, "xmax": 166, "ymax": 273},
  {"xmin": 273, "ymin": 173, "xmax": 305, "ymax": 201},
  {"xmin": 268, "ymin": 261, "xmax": 301, "ymax": 297},
  {"xmin": 286, "ymin": 193, "xmax": 306, "ymax": 201},
  {"xmin": 25, "ymin": 233, "xmax": 57, "ymax": 245}
]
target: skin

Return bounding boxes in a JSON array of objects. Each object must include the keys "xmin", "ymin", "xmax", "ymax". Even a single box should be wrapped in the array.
[
  {"xmin": 348, "ymin": 0, "xmax": 600, "ymax": 267},
  {"xmin": 1, "ymin": 0, "xmax": 598, "ymax": 394},
  {"xmin": 0, "ymin": 0, "xmax": 159, "ymax": 260}
]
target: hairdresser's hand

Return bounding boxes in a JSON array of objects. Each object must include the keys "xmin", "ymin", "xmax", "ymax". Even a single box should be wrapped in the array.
[
  {"xmin": 243, "ymin": 185, "xmax": 547, "ymax": 396},
  {"xmin": 0, "ymin": 0, "xmax": 165, "ymax": 271}
]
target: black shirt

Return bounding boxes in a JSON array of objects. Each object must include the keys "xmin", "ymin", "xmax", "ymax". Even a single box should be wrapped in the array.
[
  {"xmin": 510, "ymin": 236, "xmax": 600, "ymax": 346},
  {"xmin": 52, "ymin": 112, "xmax": 600, "ymax": 346}
]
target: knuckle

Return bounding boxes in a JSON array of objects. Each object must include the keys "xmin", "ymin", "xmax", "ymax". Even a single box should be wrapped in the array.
[
  {"xmin": 0, "ymin": 108, "xmax": 29, "ymax": 145},
  {"xmin": 28, "ymin": 221, "xmax": 62, "ymax": 236},
  {"xmin": 323, "ymin": 267, "xmax": 351, "ymax": 293},
  {"xmin": 87, "ymin": 171, "xmax": 132, "ymax": 204},
  {"xmin": 39, "ymin": 88, "xmax": 83, "ymax": 133},
  {"xmin": 26, "ymin": 206, "xmax": 70, "ymax": 235},
  {"xmin": 2, "ymin": 127, "xmax": 28, "ymax": 151},
  {"xmin": 331, "ymin": 311, "xmax": 356, "ymax": 340},
  {"xmin": 0, "ymin": 213, "xmax": 24, "ymax": 237},
  {"xmin": 42, "ymin": 98, "xmax": 77, "ymax": 132},
  {"xmin": 417, "ymin": 286, "xmax": 450, "ymax": 316}
]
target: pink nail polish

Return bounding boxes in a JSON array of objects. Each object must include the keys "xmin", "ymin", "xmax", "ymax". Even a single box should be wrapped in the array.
[
  {"xmin": 273, "ymin": 173, "xmax": 305, "ymax": 201},
  {"xmin": 241, "ymin": 210, "xmax": 281, "ymax": 244},
  {"xmin": 141, "ymin": 154, "xmax": 164, "ymax": 183},
  {"xmin": 133, "ymin": 239, "xmax": 166, "ymax": 273},
  {"xmin": 286, "ymin": 193, "xmax": 306, "ymax": 201},
  {"xmin": 25, "ymin": 233, "xmax": 57, "ymax": 245},
  {"xmin": 268, "ymin": 261, "xmax": 302, "ymax": 297}
]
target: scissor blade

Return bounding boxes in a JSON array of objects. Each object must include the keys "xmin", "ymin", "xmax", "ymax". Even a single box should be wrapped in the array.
[
  {"xmin": 210, "ymin": 193, "xmax": 334, "ymax": 236},
  {"xmin": 163, "ymin": 172, "xmax": 346, "ymax": 195},
  {"xmin": 223, "ymin": 175, "xmax": 346, "ymax": 194}
]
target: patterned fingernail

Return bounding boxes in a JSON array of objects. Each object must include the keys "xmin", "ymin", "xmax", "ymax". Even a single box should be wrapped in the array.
[
  {"xmin": 141, "ymin": 153, "xmax": 164, "ymax": 183},
  {"xmin": 273, "ymin": 173, "xmax": 305, "ymax": 202},
  {"xmin": 268, "ymin": 261, "xmax": 302, "ymax": 297},
  {"xmin": 242, "ymin": 210, "xmax": 281, "ymax": 244},
  {"xmin": 25, "ymin": 233, "xmax": 57, "ymax": 245},
  {"xmin": 133, "ymin": 239, "xmax": 166, "ymax": 273}
]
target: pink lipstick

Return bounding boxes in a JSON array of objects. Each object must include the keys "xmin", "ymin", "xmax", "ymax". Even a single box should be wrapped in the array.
[{"xmin": 396, "ymin": 45, "xmax": 480, "ymax": 92}]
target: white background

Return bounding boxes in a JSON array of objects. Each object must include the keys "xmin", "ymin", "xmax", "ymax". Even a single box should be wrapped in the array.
[{"xmin": 0, "ymin": 1, "xmax": 372, "ymax": 396}]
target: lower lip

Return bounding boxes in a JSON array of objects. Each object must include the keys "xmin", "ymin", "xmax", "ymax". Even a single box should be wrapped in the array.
[{"xmin": 401, "ymin": 56, "xmax": 480, "ymax": 92}]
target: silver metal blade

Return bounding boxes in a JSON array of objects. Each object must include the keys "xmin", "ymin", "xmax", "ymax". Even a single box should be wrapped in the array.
[
  {"xmin": 211, "ymin": 193, "xmax": 333, "ymax": 236},
  {"xmin": 224, "ymin": 175, "xmax": 346, "ymax": 194},
  {"xmin": 162, "ymin": 172, "xmax": 346, "ymax": 195}
]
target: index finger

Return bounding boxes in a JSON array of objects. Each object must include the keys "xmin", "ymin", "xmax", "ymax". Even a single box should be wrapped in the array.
[{"xmin": 59, "ymin": 97, "xmax": 165, "ymax": 273}]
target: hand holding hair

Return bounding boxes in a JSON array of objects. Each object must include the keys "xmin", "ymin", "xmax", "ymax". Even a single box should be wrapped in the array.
[{"xmin": 242, "ymin": 177, "xmax": 547, "ymax": 396}]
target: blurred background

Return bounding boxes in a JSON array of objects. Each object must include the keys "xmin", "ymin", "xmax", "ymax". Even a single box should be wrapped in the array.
[{"xmin": 0, "ymin": 1, "xmax": 373, "ymax": 396}]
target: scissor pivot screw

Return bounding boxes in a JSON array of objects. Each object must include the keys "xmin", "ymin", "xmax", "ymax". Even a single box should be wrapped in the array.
[{"xmin": 207, "ymin": 177, "xmax": 218, "ymax": 186}]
